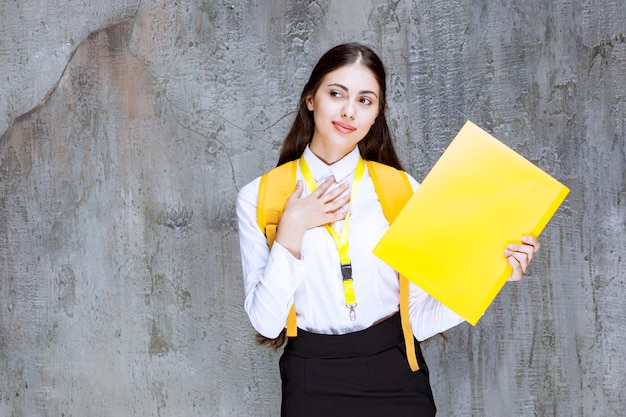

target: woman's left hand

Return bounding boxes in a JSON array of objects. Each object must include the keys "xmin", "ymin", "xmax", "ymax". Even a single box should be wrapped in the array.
[{"xmin": 504, "ymin": 236, "xmax": 541, "ymax": 281}]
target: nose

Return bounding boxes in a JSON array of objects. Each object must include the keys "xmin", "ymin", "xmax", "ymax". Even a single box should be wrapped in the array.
[{"xmin": 341, "ymin": 101, "xmax": 355, "ymax": 120}]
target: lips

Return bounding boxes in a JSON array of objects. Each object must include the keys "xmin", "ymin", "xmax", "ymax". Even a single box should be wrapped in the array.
[{"xmin": 332, "ymin": 121, "xmax": 356, "ymax": 134}]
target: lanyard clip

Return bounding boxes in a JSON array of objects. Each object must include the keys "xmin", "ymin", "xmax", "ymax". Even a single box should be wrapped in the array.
[
  {"xmin": 348, "ymin": 305, "xmax": 356, "ymax": 321},
  {"xmin": 341, "ymin": 263, "xmax": 357, "ymax": 321},
  {"xmin": 340, "ymin": 263, "xmax": 352, "ymax": 281}
]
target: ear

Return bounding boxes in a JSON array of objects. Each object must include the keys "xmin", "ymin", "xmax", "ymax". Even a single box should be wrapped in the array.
[{"xmin": 305, "ymin": 95, "xmax": 314, "ymax": 111}]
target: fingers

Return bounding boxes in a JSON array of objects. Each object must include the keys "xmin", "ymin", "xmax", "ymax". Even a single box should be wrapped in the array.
[
  {"xmin": 505, "ymin": 236, "xmax": 540, "ymax": 282},
  {"xmin": 289, "ymin": 178, "xmax": 346, "ymax": 203},
  {"xmin": 300, "ymin": 177, "xmax": 350, "ymax": 212},
  {"xmin": 281, "ymin": 177, "xmax": 350, "ymax": 231},
  {"xmin": 522, "ymin": 236, "xmax": 541, "ymax": 252},
  {"xmin": 504, "ymin": 245, "xmax": 531, "ymax": 267},
  {"xmin": 290, "ymin": 180, "xmax": 304, "ymax": 198},
  {"xmin": 325, "ymin": 208, "xmax": 349, "ymax": 223},
  {"xmin": 311, "ymin": 176, "xmax": 336, "ymax": 196},
  {"xmin": 323, "ymin": 196, "xmax": 350, "ymax": 217},
  {"xmin": 289, "ymin": 177, "xmax": 338, "ymax": 200},
  {"xmin": 506, "ymin": 256, "xmax": 524, "ymax": 281},
  {"xmin": 505, "ymin": 237, "xmax": 539, "ymax": 263},
  {"xmin": 312, "ymin": 177, "xmax": 350, "ymax": 202}
]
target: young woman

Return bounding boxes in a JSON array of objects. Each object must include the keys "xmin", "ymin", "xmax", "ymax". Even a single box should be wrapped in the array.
[{"xmin": 236, "ymin": 43, "xmax": 539, "ymax": 417}]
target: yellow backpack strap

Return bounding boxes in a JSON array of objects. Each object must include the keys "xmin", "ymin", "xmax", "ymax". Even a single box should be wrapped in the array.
[
  {"xmin": 366, "ymin": 160, "xmax": 419, "ymax": 372},
  {"xmin": 257, "ymin": 160, "xmax": 299, "ymax": 337}
]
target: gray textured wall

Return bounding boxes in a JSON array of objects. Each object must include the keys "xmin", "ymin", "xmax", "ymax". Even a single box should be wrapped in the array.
[{"xmin": 1, "ymin": 0, "xmax": 624, "ymax": 416}]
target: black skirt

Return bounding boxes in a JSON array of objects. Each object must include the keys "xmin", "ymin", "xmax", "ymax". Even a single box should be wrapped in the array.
[{"xmin": 280, "ymin": 313, "xmax": 436, "ymax": 417}]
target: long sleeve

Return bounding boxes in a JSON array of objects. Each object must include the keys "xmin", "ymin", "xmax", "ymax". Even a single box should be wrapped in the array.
[
  {"xmin": 236, "ymin": 177, "xmax": 306, "ymax": 338},
  {"xmin": 408, "ymin": 282, "xmax": 465, "ymax": 341}
]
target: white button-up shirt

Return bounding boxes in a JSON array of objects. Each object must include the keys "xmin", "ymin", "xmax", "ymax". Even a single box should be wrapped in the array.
[{"xmin": 236, "ymin": 146, "xmax": 464, "ymax": 340}]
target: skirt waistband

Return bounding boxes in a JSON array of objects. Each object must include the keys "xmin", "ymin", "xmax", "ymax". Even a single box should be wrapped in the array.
[{"xmin": 284, "ymin": 313, "xmax": 404, "ymax": 359}]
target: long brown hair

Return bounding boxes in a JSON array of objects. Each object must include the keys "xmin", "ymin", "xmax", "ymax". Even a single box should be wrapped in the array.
[
  {"xmin": 260, "ymin": 43, "xmax": 404, "ymax": 350},
  {"xmin": 277, "ymin": 43, "xmax": 404, "ymax": 170}
]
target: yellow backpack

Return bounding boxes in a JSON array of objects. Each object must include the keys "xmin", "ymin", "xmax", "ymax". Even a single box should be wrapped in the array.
[{"xmin": 257, "ymin": 159, "xmax": 420, "ymax": 371}]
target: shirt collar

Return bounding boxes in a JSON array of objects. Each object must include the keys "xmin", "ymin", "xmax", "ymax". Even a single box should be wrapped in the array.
[{"xmin": 302, "ymin": 145, "xmax": 361, "ymax": 183}]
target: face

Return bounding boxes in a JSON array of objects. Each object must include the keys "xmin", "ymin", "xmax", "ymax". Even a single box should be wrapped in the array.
[{"xmin": 306, "ymin": 63, "xmax": 380, "ymax": 163}]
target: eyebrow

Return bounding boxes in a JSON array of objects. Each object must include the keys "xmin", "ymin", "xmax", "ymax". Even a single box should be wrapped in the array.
[{"xmin": 327, "ymin": 83, "xmax": 379, "ymax": 99}]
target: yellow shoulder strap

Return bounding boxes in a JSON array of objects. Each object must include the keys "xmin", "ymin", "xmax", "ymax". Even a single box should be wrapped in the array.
[
  {"xmin": 257, "ymin": 160, "xmax": 298, "ymax": 337},
  {"xmin": 366, "ymin": 161, "xmax": 419, "ymax": 372}
]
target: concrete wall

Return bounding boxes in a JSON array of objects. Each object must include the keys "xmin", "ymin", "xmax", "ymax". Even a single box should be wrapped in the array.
[{"xmin": 1, "ymin": 0, "xmax": 624, "ymax": 416}]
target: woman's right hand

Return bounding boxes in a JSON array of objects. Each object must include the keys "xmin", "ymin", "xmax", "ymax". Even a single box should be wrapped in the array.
[{"xmin": 275, "ymin": 177, "xmax": 350, "ymax": 258}]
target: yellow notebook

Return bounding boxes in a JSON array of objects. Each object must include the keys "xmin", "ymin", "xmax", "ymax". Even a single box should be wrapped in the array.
[{"xmin": 373, "ymin": 121, "xmax": 569, "ymax": 325}]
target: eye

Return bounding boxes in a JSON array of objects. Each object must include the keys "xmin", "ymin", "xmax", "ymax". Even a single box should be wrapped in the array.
[
  {"xmin": 330, "ymin": 90, "xmax": 343, "ymax": 98},
  {"xmin": 359, "ymin": 97, "xmax": 373, "ymax": 105}
]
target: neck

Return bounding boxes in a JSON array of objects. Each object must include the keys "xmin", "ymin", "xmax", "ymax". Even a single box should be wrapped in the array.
[{"xmin": 309, "ymin": 142, "xmax": 357, "ymax": 165}]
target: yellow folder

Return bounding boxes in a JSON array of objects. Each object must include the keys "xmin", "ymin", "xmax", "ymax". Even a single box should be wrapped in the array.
[{"xmin": 373, "ymin": 121, "xmax": 569, "ymax": 325}]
